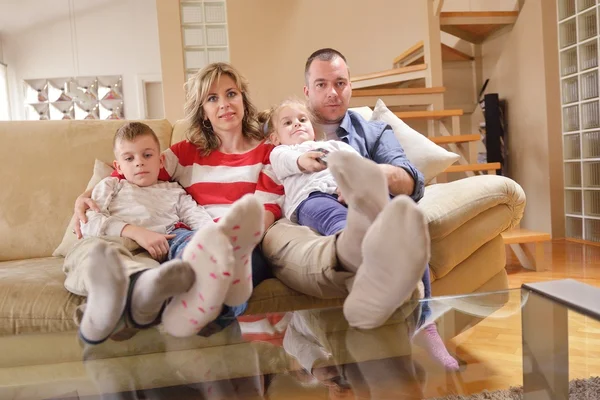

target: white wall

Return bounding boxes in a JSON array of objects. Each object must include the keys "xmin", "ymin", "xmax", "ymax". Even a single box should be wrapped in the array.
[{"xmin": 3, "ymin": 0, "xmax": 161, "ymax": 120}]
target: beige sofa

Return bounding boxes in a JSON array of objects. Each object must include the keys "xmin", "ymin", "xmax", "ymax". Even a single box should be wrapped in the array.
[{"xmin": 0, "ymin": 118, "xmax": 525, "ymax": 395}]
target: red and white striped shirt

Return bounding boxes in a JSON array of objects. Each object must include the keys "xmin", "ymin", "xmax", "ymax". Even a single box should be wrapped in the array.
[{"xmin": 158, "ymin": 140, "xmax": 284, "ymax": 221}]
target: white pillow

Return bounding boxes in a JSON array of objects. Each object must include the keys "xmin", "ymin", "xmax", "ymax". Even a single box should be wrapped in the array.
[
  {"xmin": 348, "ymin": 106, "xmax": 374, "ymax": 121},
  {"xmin": 370, "ymin": 99, "xmax": 460, "ymax": 183}
]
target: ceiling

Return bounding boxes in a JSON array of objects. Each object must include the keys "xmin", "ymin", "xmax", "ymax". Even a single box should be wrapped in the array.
[{"xmin": 0, "ymin": 0, "xmax": 119, "ymax": 34}]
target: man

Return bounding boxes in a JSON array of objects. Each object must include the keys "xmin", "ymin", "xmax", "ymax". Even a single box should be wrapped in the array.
[{"xmin": 262, "ymin": 48, "xmax": 459, "ymax": 370}]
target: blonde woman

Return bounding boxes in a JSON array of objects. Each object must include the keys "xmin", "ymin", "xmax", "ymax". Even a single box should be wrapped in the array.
[{"xmin": 71, "ymin": 63, "xmax": 284, "ymax": 339}]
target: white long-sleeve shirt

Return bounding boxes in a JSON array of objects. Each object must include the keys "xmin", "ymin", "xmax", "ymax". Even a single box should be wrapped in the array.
[
  {"xmin": 80, "ymin": 177, "xmax": 214, "ymax": 238},
  {"xmin": 269, "ymin": 140, "xmax": 357, "ymax": 220}
]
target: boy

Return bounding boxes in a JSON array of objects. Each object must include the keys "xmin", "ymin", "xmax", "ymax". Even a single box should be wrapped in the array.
[{"xmin": 66, "ymin": 122, "xmax": 261, "ymax": 343}]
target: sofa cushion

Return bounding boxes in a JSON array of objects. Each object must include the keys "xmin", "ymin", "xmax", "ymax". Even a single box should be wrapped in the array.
[
  {"xmin": 0, "ymin": 257, "xmax": 346, "ymax": 336},
  {"xmin": 0, "ymin": 257, "xmax": 84, "ymax": 335},
  {"xmin": 370, "ymin": 99, "xmax": 460, "ymax": 183},
  {"xmin": 0, "ymin": 120, "xmax": 173, "ymax": 262}
]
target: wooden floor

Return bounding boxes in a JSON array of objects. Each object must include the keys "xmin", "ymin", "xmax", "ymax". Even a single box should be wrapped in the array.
[{"xmin": 418, "ymin": 239, "xmax": 600, "ymax": 398}]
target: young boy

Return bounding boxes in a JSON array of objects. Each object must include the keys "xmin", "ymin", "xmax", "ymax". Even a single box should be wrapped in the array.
[{"xmin": 65, "ymin": 122, "xmax": 263, "ymax": 343}]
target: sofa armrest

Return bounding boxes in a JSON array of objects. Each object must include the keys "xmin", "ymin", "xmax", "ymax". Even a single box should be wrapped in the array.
[{"xmin": 419, "ymin": 175, "xmax": 526, "ymax": 241}]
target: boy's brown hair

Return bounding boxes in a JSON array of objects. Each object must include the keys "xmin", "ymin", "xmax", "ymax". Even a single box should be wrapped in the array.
[{"xmin": 113, "ymin": 122, "xmax": 161, "ymax": 152}]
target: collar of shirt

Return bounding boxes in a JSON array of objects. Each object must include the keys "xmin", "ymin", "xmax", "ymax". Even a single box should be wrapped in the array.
[{"xmin": 335, "ymin": 111, "xmax": 354, "ymax": 143}]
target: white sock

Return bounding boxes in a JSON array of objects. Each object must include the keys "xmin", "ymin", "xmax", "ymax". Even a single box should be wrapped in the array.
[
  {"xmin": 129, "ymin": 259, "xmax": 195, "ymax": 326},
  {"xmin": 79, "ymin": 242, "xmax": 128, "ymax": 343},
  {"xmin": 217, "ymin": 194, "xmax": 265, "ymax": 307},
  {"xmin": 343, "ymin": 195, "xmax": 429, "ymax": 329},
  {"xmin": 328, "ymin": 151, "xmax": 388, "ymax": 272},
  {"xmin": 161, "ymin": 225, "xmax": 235, "ymax": 337}
]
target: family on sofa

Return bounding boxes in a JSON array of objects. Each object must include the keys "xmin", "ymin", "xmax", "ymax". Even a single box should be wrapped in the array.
[{"xmin": 65, "ymin": 48, "xmax": 461, "ymax": 370}]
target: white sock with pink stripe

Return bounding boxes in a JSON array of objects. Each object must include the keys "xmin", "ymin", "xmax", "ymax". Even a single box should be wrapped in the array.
[
  {"xmin": 218, "ymin": 194, "xmax": 265, "ymax": 307},
  {"xmin": 161, "ymin": 224, "xmax": 235, "ymax": 337}
]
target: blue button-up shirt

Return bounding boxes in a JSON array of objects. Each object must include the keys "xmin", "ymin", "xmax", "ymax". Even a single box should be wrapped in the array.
[{"xmin": 334, "ymin": 110, "xmax": 425, "ymax": 202}]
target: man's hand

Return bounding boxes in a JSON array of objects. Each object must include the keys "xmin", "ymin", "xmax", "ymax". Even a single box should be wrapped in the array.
[
  {"xmin": 298, "ymin": 151, "xmax": 327, "ymax": 173},
  {"xmin": 377, "ymin": 164, "xmax": 415, "ymax": 197},
  {"xmin": 122, "ymin": 225, "xmax": 176, "ymax": 261},
  {"xmin": 74, "ymin": 189, "xmax": 98, "ymax": 239}
]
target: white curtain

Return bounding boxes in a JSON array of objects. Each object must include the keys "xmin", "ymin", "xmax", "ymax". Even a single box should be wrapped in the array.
[{"xmin": 0, "ymin": 63, "xmax": 9, "ymax": 120}]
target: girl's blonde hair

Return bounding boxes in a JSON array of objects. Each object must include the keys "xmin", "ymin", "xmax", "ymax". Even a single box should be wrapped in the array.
[
  {"xmin": 257, "ymin": 99, "xmax": 316, "ymax": 140},
  {"xmin": 184, "ymin": 62, "xmax": 263, "ymax": 155}
]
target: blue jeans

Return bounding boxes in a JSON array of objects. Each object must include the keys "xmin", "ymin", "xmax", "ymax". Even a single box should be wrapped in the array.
[
  {"xmin": 166, "ymin": 228, "xmax": 272, "ymax": 334},
  {"xmin": 296, "ymin": 192, "xmax": 432, "ymax": 326}
]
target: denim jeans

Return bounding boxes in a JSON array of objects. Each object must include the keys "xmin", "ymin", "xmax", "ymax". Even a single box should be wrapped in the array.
[
  {"xmin": 166, "ymin": 228, "xmax": 272, "ymax": 334},
  {"xmin": 297, "ymin": 192, "xmax": 432, "ymax": 326}
]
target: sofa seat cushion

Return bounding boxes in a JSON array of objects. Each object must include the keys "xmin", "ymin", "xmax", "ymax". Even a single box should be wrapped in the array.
[
  {"xmin": 0, "ymin": 258, "xmax": 348, "ymax": 336},
  {"xmin": 0, "ymin": 257, "xmax": 83, "ymax": 336}
]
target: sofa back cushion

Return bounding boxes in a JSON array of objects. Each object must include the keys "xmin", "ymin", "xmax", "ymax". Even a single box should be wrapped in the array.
[{"xmin": 0, "ymin": 119, "xmax": 173, "ymax": 262}]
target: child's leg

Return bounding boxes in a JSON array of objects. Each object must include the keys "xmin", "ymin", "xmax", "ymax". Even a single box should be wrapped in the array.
[
  {"xmin": 296, "ymin": 192, "xmax": 348, "ymax": 235},
  {"xmin": 413, "ymin": 266, "xmax": 459, "ymax": 371},
  {"xmin": 78, "ymin": 241, "xmax": 128, "ymax": 344},
  {"xmin": 327, "ymin": 152, "xmax": 389, "ymax": 272}
]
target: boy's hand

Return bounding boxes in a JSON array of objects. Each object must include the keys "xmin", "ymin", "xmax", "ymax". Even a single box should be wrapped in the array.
[
  {"xmin": 122, "ymin": 225, "xmax": 176, "ymax": 261},
  {"xmin": 297, "ymin": 151, "xmax": 327, "ymax": 173},
  {"xmin": 74, "ymin": 190, "xmax": 99, "ymax": 239}
]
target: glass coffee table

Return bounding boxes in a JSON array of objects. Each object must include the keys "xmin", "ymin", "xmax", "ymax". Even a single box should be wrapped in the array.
[{"xmin": 0, "ymin": 279, "xmax": 599, "ymax": 399}]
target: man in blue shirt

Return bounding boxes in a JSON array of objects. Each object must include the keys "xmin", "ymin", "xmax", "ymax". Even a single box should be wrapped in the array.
[{"xmin": 263, "ymin": 48, "xmax": 458, "ymax": 370}]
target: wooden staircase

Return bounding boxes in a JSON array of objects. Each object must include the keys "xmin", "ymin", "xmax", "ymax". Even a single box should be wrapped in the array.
[{"xmin": 347, "ymin": 0, "xmax": 520, "ymax": 181}]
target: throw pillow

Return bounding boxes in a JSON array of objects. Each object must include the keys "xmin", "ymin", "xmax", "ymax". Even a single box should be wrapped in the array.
[
  {"xmin": 370, "ymin": 99, "xmax": 460, "ymax": 183},
  {"xmin": 52, "ymin": 159, "xmax": 114, "ymax": 257},
  {"xmin": 348, "ymin": 106, "xmax": 374, "ymax": 121}
]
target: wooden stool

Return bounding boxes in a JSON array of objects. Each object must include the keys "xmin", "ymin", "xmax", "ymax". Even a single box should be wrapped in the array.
[{"xmin": 501, "ymin": 229, "xmax": 551, "ymax": 272}]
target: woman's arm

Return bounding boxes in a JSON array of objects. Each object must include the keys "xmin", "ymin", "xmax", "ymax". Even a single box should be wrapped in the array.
[{"xmin": 74, "ymin": 188, "xmax": 99, "ymax": 239}]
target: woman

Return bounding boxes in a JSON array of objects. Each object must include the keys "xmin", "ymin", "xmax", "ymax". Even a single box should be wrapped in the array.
[{"xmin": 71, "ymin": 63, "xmax": 284, "ymax": 339}]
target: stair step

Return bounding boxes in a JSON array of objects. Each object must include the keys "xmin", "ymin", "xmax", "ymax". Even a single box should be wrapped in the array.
[
  {"xmin": 351, "ymin": 64, "xmax": 427, "ymax": 83},
  {"xmin": 440, "ymin": 11, "xmax": 519, "ymax": 43},
  {"xmin": 393, "ymin": 42, "xmax": 473, "ymax": 67},
  {"xmin": 353, "ymin": 87, "xmax": 446, "ymax": 97},
  {"xmin": 430, "ymin": 134, "xmax": 480, "ymax": 145},
  {"xmin": 394, "ymin": 109, "xmax": 463, "ymax": 120},
  {"xmin": 501, "ymin": 229, "xmax": 551, "ymax": 245},
  {"xmin": 444, "ymin": 162, "xmax": 501, "ymax": 173},
  {"xmin": 392, "ymin": 41, "xmax": 424, "ymax": 66}
]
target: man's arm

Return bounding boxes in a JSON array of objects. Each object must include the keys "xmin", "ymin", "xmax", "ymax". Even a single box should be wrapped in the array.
[{"xmin": 371, "ymin": 126, "xmax": 425, "ymax": 201}]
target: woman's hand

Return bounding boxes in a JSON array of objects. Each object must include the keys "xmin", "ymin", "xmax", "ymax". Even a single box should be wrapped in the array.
[
  {"xmin": 74, "ymin": 189, "xmax": 98, "ymax": 239},
  {"xmin": 297, "ymin": 151, "xmax": 327, "ymax": 173},
  {"xmin": 122, "ymin": 225, "xmax": 175, "ymax": 261}
]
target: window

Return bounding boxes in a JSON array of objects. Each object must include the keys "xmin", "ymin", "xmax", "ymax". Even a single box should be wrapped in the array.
[{"xmin": 0, "ymin": 63, "xmax": 9, "ymax": 120}]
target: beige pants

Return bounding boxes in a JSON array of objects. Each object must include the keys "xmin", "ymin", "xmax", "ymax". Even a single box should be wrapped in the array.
[
  {"xmin": 63, "ymin": 236, "xmax": 159, "ymax": 297},
  {"xmin": 261, "ymin": 219, "xmax": 353, "ymax": 299}
]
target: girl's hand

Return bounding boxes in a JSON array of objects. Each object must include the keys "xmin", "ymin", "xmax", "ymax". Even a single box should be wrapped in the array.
[
  {"xmin": 122, "ymin": 225, "xmax": 175, "ymax": 261},
  {"xmin": 297, "ymin": 151, "xmax": 327, "ymax": 173},
  {"xmin": 336, "ymin": 187, "xmax": 346, "ymax": 205}
]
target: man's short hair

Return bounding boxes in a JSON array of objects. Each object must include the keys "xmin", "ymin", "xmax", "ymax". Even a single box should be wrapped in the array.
[
  {"xmin": 304, "ymin": 48, "xmax": 348, "ymax": 83},
  {"xmin": 113, "ymin": 122, "xmax": 160, "ymax": 152}
]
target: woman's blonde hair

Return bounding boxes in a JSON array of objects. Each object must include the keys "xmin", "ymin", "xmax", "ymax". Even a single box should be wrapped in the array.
[
  {"xmin": 184, "ymin": 62, "xmax": 263, "ymax": 155},
  {"xmin": 257, "ymin": 99, "xmax": 318, "ymax": 141}
]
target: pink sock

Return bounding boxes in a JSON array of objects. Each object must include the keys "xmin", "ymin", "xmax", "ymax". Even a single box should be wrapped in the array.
[{"xmin": 414, "ymin": 323, "xmax": 460, "ymax": 371}]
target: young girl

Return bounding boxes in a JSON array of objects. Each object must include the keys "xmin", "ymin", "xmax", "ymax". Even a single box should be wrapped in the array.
[{"xmin": 261, "ymin": 99, "xmax": 459, "ymax": 371}]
